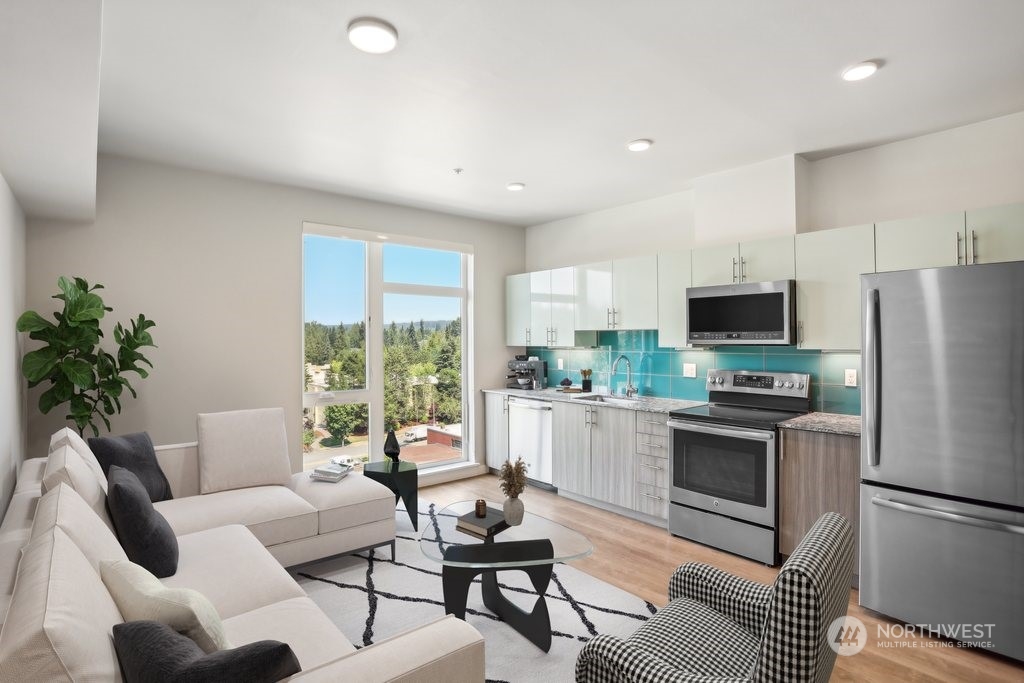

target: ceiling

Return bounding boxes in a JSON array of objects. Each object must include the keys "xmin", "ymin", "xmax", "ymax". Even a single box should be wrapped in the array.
[{"xmin": 4, "ymin": 1, "xmax": 1024, "ymax": 225}]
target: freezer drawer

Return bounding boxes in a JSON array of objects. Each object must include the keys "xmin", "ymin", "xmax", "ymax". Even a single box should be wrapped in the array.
[{"xmin": 859, "ymin": 484, "xmax": 1024, "ymax": 661}]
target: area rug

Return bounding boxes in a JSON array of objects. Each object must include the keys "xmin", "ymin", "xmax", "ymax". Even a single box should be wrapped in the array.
[{"xmin": 292, "ymin": 502, "xmax": 658, "ymax": 682}]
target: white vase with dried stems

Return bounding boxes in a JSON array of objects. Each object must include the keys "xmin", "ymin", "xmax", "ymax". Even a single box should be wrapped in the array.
[{"xmin": 499, "ymin": 456, "xmax": 528, "ymax": 525}]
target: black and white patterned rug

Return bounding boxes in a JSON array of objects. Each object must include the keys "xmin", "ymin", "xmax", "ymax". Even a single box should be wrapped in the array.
[{"xmin": 293, "ymin": 502, "xmax": 657, "ymax": 682}]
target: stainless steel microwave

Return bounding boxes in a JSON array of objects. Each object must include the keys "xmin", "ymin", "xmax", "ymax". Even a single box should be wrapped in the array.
[{"xmin": 686, "ymin": 279, "xmax": 796, "ymax": 345}]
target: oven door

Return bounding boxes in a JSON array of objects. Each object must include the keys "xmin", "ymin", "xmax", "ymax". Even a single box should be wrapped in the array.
[{"xmin": 667, "ymin": 419, "xmax": 776, "ymax": 528}]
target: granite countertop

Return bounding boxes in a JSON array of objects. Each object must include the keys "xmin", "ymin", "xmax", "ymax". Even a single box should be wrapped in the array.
[
  {"xmin": 482, "ymin": 387, "xmax": 705, "ymax": 414},
  {"xmin": 779, "ymin": 412, "xmax": 861, "ymax": 437}
]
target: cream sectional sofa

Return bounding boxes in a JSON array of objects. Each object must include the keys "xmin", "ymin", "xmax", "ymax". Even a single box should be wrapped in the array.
[{"xmin": 0, "ymin": 416, "xmax": 485, "ymax": 681}]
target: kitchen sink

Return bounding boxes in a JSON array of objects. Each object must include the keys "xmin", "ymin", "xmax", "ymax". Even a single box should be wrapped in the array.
[{"xmin": 571, "ymin": 394, "xmax": 640, "ymax": 407}]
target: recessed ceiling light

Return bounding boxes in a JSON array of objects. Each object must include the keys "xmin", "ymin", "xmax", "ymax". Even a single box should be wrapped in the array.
[
  {"xmin": 842, "ymin": 61, "xmax": 879, "ymax": 82},
  {"xmin": 347, "ymin": 18, "xmax": 398, "ymax": 54},
  {"xmin": 627, "ymin": 139, "xmax": 653, "ymax": 152},
  {"xmin": 506, "ymin": 182, "xmax": 526, "ymax": 192}
]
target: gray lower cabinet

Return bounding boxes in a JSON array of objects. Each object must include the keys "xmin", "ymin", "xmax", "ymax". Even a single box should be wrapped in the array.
[
  {"xmin": 634, "ymin": 411, "xmax": 669, "ymax": 520},
  {"xmin": 552, "ymin": 401, "xmax": 592, "ymax": 497},
  {"xmin": 484, "ymin": 392, "xmax": 509, "ymax": 470},
  {"xmin": 589, "ymin": 406, "xmax": 636, "ymax": 509}
]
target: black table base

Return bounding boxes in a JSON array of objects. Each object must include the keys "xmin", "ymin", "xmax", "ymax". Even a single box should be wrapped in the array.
[
  {"xmin": 441, "ymin": 538, "xmax": 555, "ymax": 652},
  {"xmin": 363, "ymin": 461, "xmax": 418, "ymax": 531}
]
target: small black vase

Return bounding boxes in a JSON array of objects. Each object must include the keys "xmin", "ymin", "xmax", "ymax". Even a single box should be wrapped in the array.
[{"xmin": 384, "ymin": 430, "xmax": 401, "ymax": 462}]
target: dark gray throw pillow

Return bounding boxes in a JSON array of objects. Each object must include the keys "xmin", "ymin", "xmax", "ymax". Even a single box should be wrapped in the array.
[
  {"xmin": 89, "ymin": 432, "xmax": 173, "ymax": 502},
  {"xmin": 113, "ymin": 620, "xmax": 301, "ymax": 683},
  {"xmin": 106, "ymin": 465, "xmax": 179, "ymax": 578}
]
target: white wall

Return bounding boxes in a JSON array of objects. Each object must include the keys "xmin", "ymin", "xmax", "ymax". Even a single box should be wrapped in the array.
[
  {"xmin": 524, "ymin": 190, "xmax": 694, "ymax": 271},
  {"xmin": 25, "ymin": 156, "xmax": 524, "ymax": 470},
  {"xmin": 0, "ymin": 170, "xmax": 27, "ymax": 514},
  {"xmin": 692, "ymin": 155, "xmax": 798, "ymax": 245},
  {"xmin": 803, "ymin": 111, "xmax": 1024, "ymax": 230}
]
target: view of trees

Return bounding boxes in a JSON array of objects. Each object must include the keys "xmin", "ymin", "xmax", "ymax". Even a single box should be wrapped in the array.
[{"xmin": 303, "ymin": 317, "xmax": 462, "ymax": 448}]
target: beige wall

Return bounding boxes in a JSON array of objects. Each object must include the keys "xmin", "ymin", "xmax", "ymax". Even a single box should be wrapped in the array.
[
  {"xmin": 25, "ymin": 155, "xmax": 524, "ymax": 470},
  {"xmin": 692, "ymin": 155, "xmax": 798, "ymax": 245},
  {"xmin": 0, "ymin": 170, "xmax": 27, "ymax": 514},
  {"xmin": 524, "ymin": 190, "xmax": 694, "ymax": 271},
  {"xmin": 802, "ymin": 111, "xmax": 1024, "ymax": 231}
]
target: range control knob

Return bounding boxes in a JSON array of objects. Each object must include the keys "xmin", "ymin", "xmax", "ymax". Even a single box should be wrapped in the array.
[
  {"xmin": 784, "ymin": 381, "xmax": 794, "ymax": 389},
  {"xmin": 797, "ymin": 382, "xmax": 805, "ymax": 390},
  {"xmin": 774, "ymin": 380, "xmax": 783, "ymax": 388},
  {"xmin": 716, "ymin": 376, "xmax": 725, "ymax": 384}
]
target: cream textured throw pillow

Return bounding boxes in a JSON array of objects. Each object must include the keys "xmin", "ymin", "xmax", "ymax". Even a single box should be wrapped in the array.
[
  {"xmin": 100, "ymin": 559, "xmax": 230, "ymax": 653},
  {"xmin": 197, "ymin": 407, "xmax": 292, "ymax": 494},
  {"xmin": 49, "ymin": 427, "xmax": 108, "ymax": 493}
]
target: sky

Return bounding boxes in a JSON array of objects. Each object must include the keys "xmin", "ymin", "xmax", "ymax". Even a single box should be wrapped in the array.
[{"xmin": 304, "ymin": 236, "xmax": 462, "ymax": 325}]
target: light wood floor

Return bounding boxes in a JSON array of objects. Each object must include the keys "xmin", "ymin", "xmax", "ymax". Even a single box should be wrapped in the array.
[{"xmin": 422, "ymin": 474, "xmax": 1024, "ymax": 683}]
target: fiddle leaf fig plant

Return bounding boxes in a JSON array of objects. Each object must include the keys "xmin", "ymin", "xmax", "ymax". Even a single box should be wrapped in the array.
[{"xmin": 17, "ymin": 276, "xmax": 156, "ymax": 436}]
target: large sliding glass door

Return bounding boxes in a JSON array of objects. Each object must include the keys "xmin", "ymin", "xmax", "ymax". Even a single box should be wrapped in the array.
[{"xmin": 302, "ymin": 225, "xmax": 471, "ymax": 471}]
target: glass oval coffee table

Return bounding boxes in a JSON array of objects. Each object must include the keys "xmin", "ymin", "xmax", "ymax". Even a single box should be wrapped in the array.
[{"xmin": 420, "ymin": 500, "xmax": 593, "ymax": 652}]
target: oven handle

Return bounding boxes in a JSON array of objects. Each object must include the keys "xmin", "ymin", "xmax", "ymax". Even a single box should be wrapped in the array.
[{"xmin": 667, "ymin": 420, "xmax": 774, "ymax": 441}]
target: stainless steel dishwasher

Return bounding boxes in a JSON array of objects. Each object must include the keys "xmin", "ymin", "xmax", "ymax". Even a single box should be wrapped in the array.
[{"xmin": 506, "ymin": 396, "xmax": 553, "ymax": 485}]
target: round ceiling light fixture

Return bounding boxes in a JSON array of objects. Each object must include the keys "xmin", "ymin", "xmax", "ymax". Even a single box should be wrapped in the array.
[
  {"xmin": 842, "ymin": 61, "xmax": 879, "ymax": 82},
  {"xmin": 347, "ymin": 18, "xmax": 398, "ymax": 54},
  {"xmin": 627, "ymin": 139, "xmax": 653, "ymax": 152},
  {"xmin": 506, "ymin": 182, "xmax": 526, "ymax": 192}
]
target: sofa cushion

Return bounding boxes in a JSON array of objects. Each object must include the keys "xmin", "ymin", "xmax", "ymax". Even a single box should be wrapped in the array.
[
  {"xmin": 0, "ymin": 528, "xmax": 123, "ymax": 681},
  {"xmin": 223, "ymin": 596, "xmax": 355, "ymax": 671},
  {"xmin": 41, "ymin": 444, "xmax": 114, "ymax": 532},
  {"xmin": 88, "ymin": 431, "xmax": 173, "ymax": 502},
  {"xmin": 163, "ymin": 525, "xmax": 305, "ymax": 619},
  {"xmin": 30, "ymin": 483, "xmax": 126, "ymax": 571},
  {"xmin": 107, "ymin": 466, "xmax": 179, "ymax": 578},
  {"xmin": 48, "ymin": 427, "xmax": 108, "ymax": 493},
  {"xmin": 154, "ymin": 486, "xmax": 317, "ymax": 547},
  {"xmin": 13, "ymin": 457, "xmax": 47, "ymax": 494},
  {"xmin": 197, "ymin": 407, "xmax": 292, "ymax": 494},
  {"xmin": 289, "ymin": 471, "xmax": 396, "ymax": 534},
  {"xmin": 101, "ymin": 559, "xmax": 229, "ymax": 653},
  {"xmin": 113, "ymin": 620, "xmax": 300, "ymax": 683}
]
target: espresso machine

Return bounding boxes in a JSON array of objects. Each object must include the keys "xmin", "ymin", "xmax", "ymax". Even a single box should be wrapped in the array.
[{"xmin": 506, "ymin": 358, "xmax": 548, "ymax": 389}]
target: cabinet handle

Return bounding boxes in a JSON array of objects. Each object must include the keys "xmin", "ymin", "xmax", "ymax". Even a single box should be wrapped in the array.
[
  {"xmin": 955, "ymin": 231, "xmax": 963, "ymax": 265},
  {"xmin": 526, "ymin": 328, "xmax": 531, "ymax": 344},
  {"xmin": 639, "ymin": 441, "xmax": 663, "ymax": 449},
  {"xmin": 732, "ymin": 257, "xmax": 738, "ymax": 283},
  {"xmin": 551, "ymin": 328, "xmax": 557, "ymax": 345},
  {"xmin": 642, "ymin": 419, "xmax": 663, "ymax": 425},
  {"xmin": 640, "ymin": 492, "xmax": 662, "ymax": 501},
  {"xmin": 640, "ymin": 463, "xmax": 663, "ymax": 471},
  {"xmin": 972, "ymin": 229, "xmax": 978, "ymax": 264},
  {"xmin": 740, "ymin": 258, "xmax": 747, "ymax": 282},
  {"xmin": 612, "ymin": 308, "xmax": 618, "ymax": 328},
  {"xmin": 606, "ymin": 308, "xmax": 612, "ymax": 329},
  {"xmin": 584, "ymin": 407, "xmax": 590, "ymax": 428},
  {"xmin": 797, "ymin": 321, "xmax": 804, "ymax": 347}
]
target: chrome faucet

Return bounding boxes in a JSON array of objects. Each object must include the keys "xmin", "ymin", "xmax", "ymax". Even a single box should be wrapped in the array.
[{"xmin": 612, "ymin": 354, "xmax": 637, "ymax": 398}]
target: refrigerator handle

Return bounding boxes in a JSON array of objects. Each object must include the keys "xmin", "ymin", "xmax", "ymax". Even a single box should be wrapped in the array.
[
  {"xmin": 864, "ymin": 288, "xmax": 881, "ymax": 467},
  {"xmin": 872, "ymin": 497, "xmax": 1024, "ymax": 536}
]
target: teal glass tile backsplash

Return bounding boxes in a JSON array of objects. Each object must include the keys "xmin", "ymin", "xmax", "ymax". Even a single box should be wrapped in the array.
[{"xmin": 527, "ymin": 334, "xmax": 861, "ymax": 415}]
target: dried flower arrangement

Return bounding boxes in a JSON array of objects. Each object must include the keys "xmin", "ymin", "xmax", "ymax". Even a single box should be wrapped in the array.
[{"xmin": 499, "ymin": 456, "xmax": 528, "ymax": 499}]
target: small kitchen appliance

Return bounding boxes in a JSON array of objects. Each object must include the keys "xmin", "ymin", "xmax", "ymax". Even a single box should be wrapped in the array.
[
  {"xmin": 667, "ymin": 369, "xmax": 811, "ymax": 565},
  {"xmin": 505, "ymin": 358, "xmax": 547, "ymax": 390}
]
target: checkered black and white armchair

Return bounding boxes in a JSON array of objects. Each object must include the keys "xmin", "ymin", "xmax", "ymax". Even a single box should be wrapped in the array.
[{"xmin": 576, "ymin": 512, "xmax": 854, "ymax": 683}]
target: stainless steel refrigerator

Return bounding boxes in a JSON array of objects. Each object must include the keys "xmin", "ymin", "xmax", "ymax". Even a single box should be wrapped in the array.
[{"xmin": 860, "ymin": 262, "xmax": 1024, "ymax": 661}]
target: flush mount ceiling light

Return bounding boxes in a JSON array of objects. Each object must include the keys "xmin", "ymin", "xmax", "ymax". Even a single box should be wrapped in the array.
[
  {"xmin": 842, "ymin": 61, "xmax": 879, "ymax": 81},
  {"xmin": 627, "ymin": 139, "xmax": 653, "ymax": 152},
  {"xmin": 506, "ymin": 182, "xmax": 526, "ymax": 192},
  {"xmin": 347, "ymin": 17, "xmax": 398, "ymax": 54}
]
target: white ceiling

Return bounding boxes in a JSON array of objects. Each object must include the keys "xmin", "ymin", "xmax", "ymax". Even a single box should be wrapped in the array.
[{"xmin": 6, "ymin": 1, "xmax": 1024, "ymax": 225}]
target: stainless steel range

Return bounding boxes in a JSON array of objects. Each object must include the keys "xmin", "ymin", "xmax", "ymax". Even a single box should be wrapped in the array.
[{"xmin": 667, "ymin": 369, "xmax": 811, "ymax": 565}]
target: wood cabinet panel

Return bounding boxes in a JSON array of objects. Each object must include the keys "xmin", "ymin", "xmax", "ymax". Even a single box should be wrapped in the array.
[
  {"xmin": 552, "ymin": 401, "xmax": 592, "ymax": 497},
  {"xmin": 590, "ymin": 407, "xmax": 636, "ymax": 509},
  {"xmin": 876, "ymin": 212, "xmax": 966, "ymax": 271},
  {"xmin": 779, "ymin": 429, "xmax": 860, "ymax": 568},
  {"xmin": 635, "ymin": 483, "xmax": 669, "ymax": 520},
  {"xmin": 656, "ymin": 251, "xmax": 691, "ymax": 348},
  {"xmin": 966, "ymin": 201, "xmax": 1024, "ymax": 265}
]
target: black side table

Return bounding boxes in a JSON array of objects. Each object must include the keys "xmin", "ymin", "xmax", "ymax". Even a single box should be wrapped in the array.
[{"xmin": 363, "ymin": 460, "xmax": 418, "ymax": 530}]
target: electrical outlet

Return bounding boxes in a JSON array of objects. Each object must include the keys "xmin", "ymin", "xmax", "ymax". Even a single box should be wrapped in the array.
[
  {"xmin": 557, "ymin": 358, "xmax": 564, "ymax": 370},
  {"xmin": 683, "ymin": 363, "xmax": 697, "ymax": 378},
  {"xmin": 844, "ymin": 369, "xmax": 858, "ymax": 387}
]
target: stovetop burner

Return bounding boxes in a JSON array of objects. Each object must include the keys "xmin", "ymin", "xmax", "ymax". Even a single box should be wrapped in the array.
[
  {"xmin": 668, "ymin": 403, "xmax": 806, "ymax": 430},
  {"xmin": 668, "ymin": 368, "xmax": 812, "ymax": 429}
]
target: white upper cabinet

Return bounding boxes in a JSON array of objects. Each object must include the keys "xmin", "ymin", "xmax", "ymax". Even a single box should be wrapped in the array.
[
  {"xmin": 691, "ymin": 236, "xmax": 795, "ymax": 286},
  {"xmin": 612, "ymin": 255, "xmax": 659, "ymax": 329},
  {"xmin": 657, "ymin": 250, "xmax": 691, "ymax": 348},
  {"xmin": 574, "ymin": 261, "xmax": 614, "ymax": 330},
  {"xmin": 505, "ymin": 273, "xmax": 530, "ymax": 346},
  {"xmin": 875, "ymin": 211, "xmax": 967, "ymax": 271},
  {"xmin": 965, "ymin": 202, "xmax": 1024, "ymax": 265},
  {"xmin": 574, "ymin": 256, "xmax": 657, "ymax": 330},
  {"xmin": 795, "ymin": 224, "xmax": 875, "ymax": 350},
  {"xmin": 529, "ymin": 267, "xmax": 576, "ymax": 347}
]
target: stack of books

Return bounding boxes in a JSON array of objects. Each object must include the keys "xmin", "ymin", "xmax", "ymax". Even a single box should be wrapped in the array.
[
  {"xmin": 309, "ymin": 463, "xmax": 351, "ymax": 483},
  {"xmin": 456, "ymin": 507, "xmax": 509, "ymax": 539}
]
